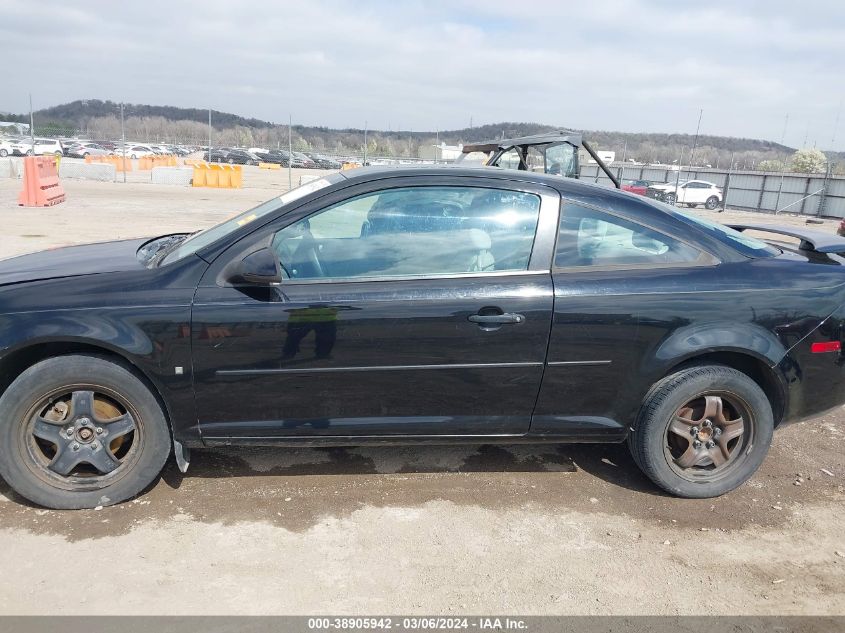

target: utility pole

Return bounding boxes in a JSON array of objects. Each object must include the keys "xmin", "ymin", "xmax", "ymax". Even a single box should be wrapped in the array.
[
  {"xmin": 288, "ymin": 114, "xmax": 292, "ymax": 190},
  {"xmin": 208, "ymin": 108, "xmax": 212, "ymax": 163},
  {"xmin": 435, "ymin": 129, "xmax": 440, "ymax": 164},
  {"xmin": 29, "ymin": 94, "xmax": 35, "ymax": 153},
  {"xmin": 363, "ymin": 120, "xmax": 368, "ymax": 166},
  {"xmin": 721, "ymin": 151, "xmax": 735, "ymax": 213},
  {"xmin": 781, "ymin": 113, "xmax": 789, "ymax": 145},
  {"xmin": 687, "ymin": 108, "xmax": 703, "ymax": 180},
  {"xmin": 120, "ymin": 103, "xmax": 126, "ymax": 183}
]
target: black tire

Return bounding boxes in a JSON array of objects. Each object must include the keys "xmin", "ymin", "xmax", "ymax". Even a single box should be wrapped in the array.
[
  {"xmin": 663, "ymin": 193, "xmax": 676, "ymax": 205},
  {"xmin": 0, "ymin": 149, "xmax": 7, "ymax": 157},
  {"xmin": 25, "ymin": 149, "xmax": 33, "ymax": 156},
  {"xmin": 628, "ymin": 365, "xmax": 773, "ymax": 498},
  {"xmin": 0, "ymin": 355, "xmax": 171, "ymax": 509},
  {"xmin": 54, "ymin": 151, "xmax": 62, "ymax": 157},
  {"xmin": 705, "ymin": 196, "xmax": 720, "ymax": 210},
  {"xmin": 685, "ymin": 203, "xmax": 697, "ymax": 208}
]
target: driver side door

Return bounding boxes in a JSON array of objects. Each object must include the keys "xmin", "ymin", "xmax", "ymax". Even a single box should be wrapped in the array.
[{"xmin": 190, "ymin": 177, "xmax": 559, "ymax": 440}]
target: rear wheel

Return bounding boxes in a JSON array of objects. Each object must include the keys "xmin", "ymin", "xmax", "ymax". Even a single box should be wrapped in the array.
[
  {"xmin": 628, "ymin": 365, "xmax": 773, "ymax": 498},
  {"xmin": 0, "ymin": 149, "xmax": 7, "ymax": 157},
  {"xmin": 705, "ymin": 196, "xmax": 720, "ymax": 210},
  {"xmin": 25, "ymin": 149, "xmax": 33, "ymax": 156},
  {"xmin": 0, "ymin": 355, "xmax": 171, "ymax": 509}
]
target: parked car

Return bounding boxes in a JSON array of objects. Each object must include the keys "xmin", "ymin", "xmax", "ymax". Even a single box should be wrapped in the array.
[
  {"xmin": 256, "ymin": 149, "xmax": 305, "ymax": 167},
  {"xmin": 0, "ymin": 137, "xmax": 16, "ymax": 157},
  {"xmin": 209, "ymin": 149, "xmax": 260, "ymax": 165},
  {"xmin": 126, "ymin": 145, "xmax": 156, "ymax": 159},
  {"xmin": 67, "ymin": 142, "xmax": 113, "ymax": 158},
  {"xmin": 203, "ymin": 149, "xmax": 230, "ymax": 162},
  {"xmin": 11, "ymin": 138, "xmax": 64, "ymax": 157},
  {"xmin": 1, "ymin": 166, "xmax": 844, "ymax": 509},
  {"xmin": 647, "ymin": 179, "xmax": 723, "ymax": 209},
  {"xmin": 292, "ymin": 151, "xmax": 317, "ymax": 168},
  {"xmin": 304, "ymin": 152, "xmax": 343, "ymax": 169},
  {"xmin": 621, "ymin": 179, "xmax": 651, "ymax": 196}
]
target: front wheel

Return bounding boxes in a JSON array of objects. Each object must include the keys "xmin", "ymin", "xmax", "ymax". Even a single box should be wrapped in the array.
[
  {"xmin": 25, "ymin": 149, "xmax": 33, "ymax": 156},
  {"xmin": 0, "ymin": 355, "xmax": 171, "ymax": 509},
  {"xmin": 663, "ymin": 193, "xmax": 676, "ymax": 205},
  {"xmin": 705, "ymin": 196, "xmax": 720, "ymax": 210},
  {"xmin": 0, "ymin": 149, "xmax": 7, "ymax": 157},
  {"xmin": 628, "ymin": 365, "xmax": 773, "ymax": 498}
]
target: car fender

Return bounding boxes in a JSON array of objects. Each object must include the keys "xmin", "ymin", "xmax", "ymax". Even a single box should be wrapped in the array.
[{"xmin": 650, "ymin": 321, "xmax": 788, "ymax": 371}]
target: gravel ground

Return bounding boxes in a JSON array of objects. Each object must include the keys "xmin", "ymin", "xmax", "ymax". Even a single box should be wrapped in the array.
[{"xmin": 0, "ymin": 164, "xmax": 843, "ymax": 615}]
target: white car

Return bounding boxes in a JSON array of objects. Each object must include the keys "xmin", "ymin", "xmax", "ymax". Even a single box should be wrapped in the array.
[
  {"xmin": 124, "ymin": 145, "xmax": 156, "ymax": 159},
  {"xmin": 647, "ymin": 179, "xmax": 723, "ymax": 210},
  {"xmin": 0, "ymin": 138, "xmax": 16, "ymax": 157},
  {"xmin": 11, "ymin": 138, "xmax": 64, "ymax": 157},
  {"xmin": 67, "ymin": 142, "xmax": 113, "ymax": 158}
]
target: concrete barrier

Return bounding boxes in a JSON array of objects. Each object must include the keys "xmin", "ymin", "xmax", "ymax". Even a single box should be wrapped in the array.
[
  {"xmin": 151, "ymin": 166, "xmax": 194, "ymax": 186},
  {"xmin": 59, "ymin": 162, "xmax": 116, "ymax": 181},
  {"xmin": 0, "ymin": 158, "xmax": 16, "ymax": 178}
]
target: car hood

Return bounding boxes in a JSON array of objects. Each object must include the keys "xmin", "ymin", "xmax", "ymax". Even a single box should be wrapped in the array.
[
  {"xmin": 649, "ymin": 183, "xmax": 677, "ymax": 191},
  {"xmin": 0, "ymin": 238, "xmax": 149, "ymax": 287}
]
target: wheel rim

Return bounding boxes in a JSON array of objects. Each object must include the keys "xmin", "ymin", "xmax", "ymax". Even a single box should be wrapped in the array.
[
  {"xmin": 18, "ymin": 385, "xmax": 144, "ymax": 491},
  {"xmin": 663, "ymin": 392, "xmax": 753, "ymax": 482},
  {"xmin": 706, "ymin": 197, "xmax": 718, "ymax": 209}
]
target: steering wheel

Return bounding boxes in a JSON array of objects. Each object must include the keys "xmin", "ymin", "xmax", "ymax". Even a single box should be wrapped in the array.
[{"xmin": 291, "ymin": 229, "xmax": 325, "ymax": 278}]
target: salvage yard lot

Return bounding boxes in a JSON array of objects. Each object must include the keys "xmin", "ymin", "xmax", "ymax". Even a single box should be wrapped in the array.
[{"xmin": 0, "ymin": 169, "xmax": 843, "ymax": 615}]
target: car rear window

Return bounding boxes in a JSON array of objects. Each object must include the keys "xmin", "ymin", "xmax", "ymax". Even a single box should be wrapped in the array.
[{"xmin": 668, "ymin": 209, "xmax": 780, "ymax": 258}]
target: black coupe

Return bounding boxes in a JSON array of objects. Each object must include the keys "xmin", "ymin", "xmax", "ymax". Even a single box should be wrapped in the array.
[{"xmin": 1, "ymin": 166, "xmax": 844, "ymax": 509}]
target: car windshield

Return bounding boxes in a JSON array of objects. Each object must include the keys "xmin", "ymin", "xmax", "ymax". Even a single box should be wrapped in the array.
[
  {"xmin": 160, "ymin": 174, "xmax": 344, "ymax": 264},
  {"xmin": 668, "ymin": 208, "xmax": 780, "ymax": 258}
]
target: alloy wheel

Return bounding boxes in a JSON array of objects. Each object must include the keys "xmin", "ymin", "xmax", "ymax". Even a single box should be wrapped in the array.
[{"xmin": 663, "ymin": 393, "xmax": 751, "ymax": 481}]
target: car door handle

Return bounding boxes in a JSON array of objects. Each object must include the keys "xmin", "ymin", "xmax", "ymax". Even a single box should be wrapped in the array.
[{"xmin": 468, "ymin": 313, "xmax": 526, "ymax": 325}]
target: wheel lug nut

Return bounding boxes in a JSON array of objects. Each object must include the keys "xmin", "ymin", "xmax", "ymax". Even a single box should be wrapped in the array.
[
  {"xmin": 693, "ymin": 440, "xmax": 702, "ymax": 449},
  {"xmin": 91, "ymin": 442, "xmax": 98, "ymax": 450},
  {"xmin": 690, "ymin": 427, "xmax": 699, "ymax": 436},
  {"xmin": 706, "ymin": 440, "xmax": 715, "ymax": 449},
  {"xmin": 72, "ymin": 443, "xmax": 80, "ymax": 451},
  {"xmin": 66, "ymin": 428, "xmax": 74, "ymax": 437},
  {"xmin": 96, "ymin": 427, "xmax": 103, "ymax": 434},
  {"xmin": 714, "ymin": 428, "xmax": 722, "ymax": 437},
  {"xmin": 703, "ymin": 420, "xmax": 712, "ymax": 428}
]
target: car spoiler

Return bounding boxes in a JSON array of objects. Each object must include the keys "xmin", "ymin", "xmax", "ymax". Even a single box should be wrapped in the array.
[{"xmin": 727, "ymin": 223, "xmax": 845, "ymax": 253}]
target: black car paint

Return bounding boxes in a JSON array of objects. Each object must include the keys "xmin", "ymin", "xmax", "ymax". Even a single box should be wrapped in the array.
[{"xmin": 0, "ymin": 167, "xmax": 844, "ymax": 452}]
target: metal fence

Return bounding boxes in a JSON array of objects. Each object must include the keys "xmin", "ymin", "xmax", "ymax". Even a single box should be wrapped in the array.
[{"xmin": 579, "ymin": 163, "xmax": 845, "ymax": 218}]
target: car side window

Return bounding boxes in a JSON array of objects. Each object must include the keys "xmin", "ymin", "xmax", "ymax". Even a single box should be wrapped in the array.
[
  {"xmin": 555, "ymin": 203, "xmax": 703, "ymax": 268},
  {"xmin": 271, "ymin": 186, "xmax": 542, "ymax": 280}
]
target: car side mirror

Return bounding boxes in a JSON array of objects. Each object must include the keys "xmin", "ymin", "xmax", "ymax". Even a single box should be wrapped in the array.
[{"xmin": 228, "ymin": 247, "xmax": 282, "ymax": 286}]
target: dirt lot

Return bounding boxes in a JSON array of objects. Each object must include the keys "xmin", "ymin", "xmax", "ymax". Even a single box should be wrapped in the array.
[{"xmin": 0, "ymin": 164, "xmax": 844, "ymax": 615}]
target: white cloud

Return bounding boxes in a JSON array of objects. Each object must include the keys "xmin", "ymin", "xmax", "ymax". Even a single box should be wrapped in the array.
[{"xmin": 1, "ymin": 0, "xmax": 844, "ymax": 148}]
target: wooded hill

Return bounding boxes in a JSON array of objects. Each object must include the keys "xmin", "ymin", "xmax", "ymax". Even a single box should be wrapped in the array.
[{"xmin": 4, "ymin": 99, "xmax": 840, "ymax": 170}]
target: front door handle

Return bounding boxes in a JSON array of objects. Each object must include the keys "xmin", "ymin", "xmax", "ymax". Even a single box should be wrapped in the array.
[{"xmin": 468, "ymin": 313, "xmax": 526, "ymax": 325}]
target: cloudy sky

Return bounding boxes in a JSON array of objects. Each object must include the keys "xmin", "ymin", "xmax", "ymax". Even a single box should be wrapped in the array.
[{"xmin": 2, "ymin": 0, "xmax": 844, "ymax": 148}]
